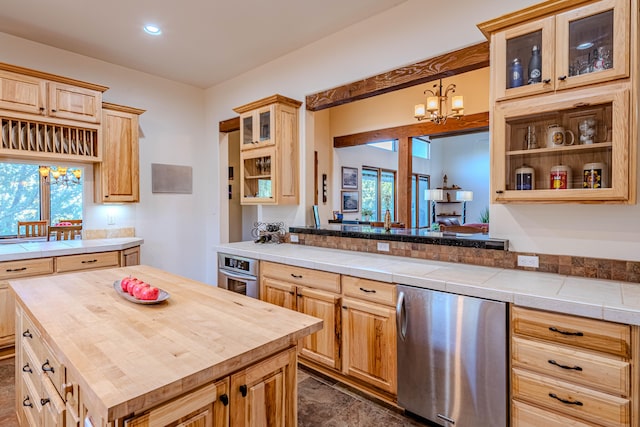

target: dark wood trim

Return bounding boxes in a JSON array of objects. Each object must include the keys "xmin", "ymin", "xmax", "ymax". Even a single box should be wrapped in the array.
[
  {"xmin": 397, "ymin": 137, "xmax": 412, "ymax": 227},
  {"xmin": 219, "ymin": 117, "xmax": 240, "ymax": 133},
  {"xmin": 333, "ymin": 112, "xmax": 489, "ymax": 148},
  {"xmin": 306, "ymin": 42, "xmax": 489, "ymax": 112}
]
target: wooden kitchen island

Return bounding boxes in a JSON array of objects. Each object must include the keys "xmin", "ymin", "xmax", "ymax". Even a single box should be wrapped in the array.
[{"xmin": 9, "ymin": 265, "xmax": 323, "ymax": 427}]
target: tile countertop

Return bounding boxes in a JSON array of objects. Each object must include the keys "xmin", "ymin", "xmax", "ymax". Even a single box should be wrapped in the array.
[
  {"xmin": 0, "ymin": 237, "xmax": 144, "ymax": 262},
  {"xmin": 216, "ymin": 241, "xmax": 640, "ymax": 326}
]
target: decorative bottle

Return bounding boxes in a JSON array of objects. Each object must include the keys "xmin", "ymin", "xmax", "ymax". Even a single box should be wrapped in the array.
[
  {"xmin": 384, "ymin": 209, "xmax": 391, "ymax": 231},
  {"xmin": 509, "ymin": 58, "xmax": 524, "ymax": 88},
  {"xmin": 528, "ymin": 45, "xmax": 541, "ymax": 84}
]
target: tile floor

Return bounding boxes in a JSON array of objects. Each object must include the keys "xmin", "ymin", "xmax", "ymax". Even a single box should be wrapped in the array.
[{"xmin": 0, "ymin": 357, "xmax": 431, "ymax": 427}]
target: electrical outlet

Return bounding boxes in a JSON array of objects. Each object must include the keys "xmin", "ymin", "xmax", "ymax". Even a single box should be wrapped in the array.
[
  {"xmin": 377, "ymin": 242, "xmax": 390, "ymax": 252},
  {"xmin": 107, "ymin": 214, "xmax": 116, "ymax": 225},
  {"xmin": 290, "ymin": 234, "xmax": 299, "ymax": 243},
  {"xmin": 517, "ymin": 255, "xmax": 539, "ymax": 268}
]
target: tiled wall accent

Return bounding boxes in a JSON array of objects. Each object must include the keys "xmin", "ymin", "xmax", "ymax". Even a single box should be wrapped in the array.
[
  {"xmin": 292, "ymin": 233, "xmax": 640, "ymax": 284},
  {"xmin": 83, "ymin": 227, "xmax": 135, "ymax": 239}
]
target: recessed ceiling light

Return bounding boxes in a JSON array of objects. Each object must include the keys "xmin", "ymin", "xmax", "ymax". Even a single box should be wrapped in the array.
[
  {"xmin": 143, "ymin": 25, "xmax": 162, "ymax": 35},
  {"xmin": 576, "ymin": 42, "xmax": 594, "ymax": 50}
]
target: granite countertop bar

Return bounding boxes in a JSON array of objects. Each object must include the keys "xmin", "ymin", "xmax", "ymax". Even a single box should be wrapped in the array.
[
  {"xmin": 289, "ymin": 224, "xmax": 508, "ymax": 250},
  {"xmin": 217, "ymin": 241, "xmax": 640, "ymax": 326},
  {"xmin": 0, "ymin": 237, "xmax": 144, "ymax": 262}
]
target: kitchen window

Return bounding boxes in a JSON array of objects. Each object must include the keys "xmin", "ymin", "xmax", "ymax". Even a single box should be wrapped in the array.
[
  {"xmin": 361, "ymin": 167, "xmax": 396, "ymax": 221},
  {"xmin": 0, "ymin": 161, "xmax": 83, "ymax": 238}
]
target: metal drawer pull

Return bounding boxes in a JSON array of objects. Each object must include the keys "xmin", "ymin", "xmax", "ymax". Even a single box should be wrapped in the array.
[
  {"xmin": 220, "ymin": 394, "xmax": 229, "ymax": 406},
  {"xmin": 23, "ymin": 397, "xmax": 33, "ymax": 408},
  {"xmin": 41, "ymin": 398, "xmax": 50, "ymax": 406},
  {"xmin": 290, "ymin": 273, "xmax": 302, "ymax": 279},
  {"xmin": 548, "ymin": 359, "xmax": 582, "ymax": 371},
  {"xmin": 81, "ymin": 259, "xmax": 98, "ymax": 264},
  {"xmin": 7, "ymin": 267, "xmax": 27, "ymax": 272},
  {"xmin": 22, "ymin": 363, "xmax": 33, "ymax": 373},
  {"xmin": 239, "ymin": 384, "xmax": 248, "ymax": 397},
  {"xmin": 359, "ymin": 287, "xmax": 376, "ymax": 293},
  {"xmin": 42, "ymin": 360, "xmax": 55, "ymax": 373},
  {"xmin": 22, "ymin": 329, "xmax": 33, "ymax": 338},
  {"xmin": 549, "ymin": 393, "xmax": 583, "ymax": 406},
  {"xmin": 548, "ymin": 326, "xmax": 583, "ymax": 336}
]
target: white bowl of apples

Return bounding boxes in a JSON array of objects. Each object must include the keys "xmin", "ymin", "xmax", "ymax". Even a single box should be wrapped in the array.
[{"xmin": 113, "ymin": 276, "xmax": 169, "ymax": 304}]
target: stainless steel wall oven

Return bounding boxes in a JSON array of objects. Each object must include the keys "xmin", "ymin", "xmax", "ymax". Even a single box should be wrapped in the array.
[{"xmin": 217, "ymin": 253, "xmax": 259, "ymax": 298}]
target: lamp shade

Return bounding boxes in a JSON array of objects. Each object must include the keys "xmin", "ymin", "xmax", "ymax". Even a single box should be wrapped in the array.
[
  {"xmin": 451, "ymin": 95, "xmax": 464, "ymax": 112},
  {"xmin": 425, "ymin": 189, "xmax": 446, "ymax": 201},
  {"xmin": 456, "ymin": 190, "xmax": 473, "ymax": 201},
  {"xmin": 414, "ymin": 103, "xmax": 426, "ymax": 118}
]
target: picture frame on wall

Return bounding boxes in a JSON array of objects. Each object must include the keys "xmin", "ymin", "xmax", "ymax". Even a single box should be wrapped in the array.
[
  {"xmin": 341, "ymin": 167, "xmax": 358, "ymax": 189},
  {"xmin": 341, "ymin": 191, "xmax": 359, "ymax": 212}
]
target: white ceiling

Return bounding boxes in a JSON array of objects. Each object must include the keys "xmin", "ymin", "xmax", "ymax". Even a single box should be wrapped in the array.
[{"xmin": 0, "ymin": 0, "xmax": 407, "ymax": 88}]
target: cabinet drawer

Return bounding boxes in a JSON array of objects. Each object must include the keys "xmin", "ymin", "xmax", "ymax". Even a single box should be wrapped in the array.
[
  {"xmin": 512, "ymin": 336, "xmax": 630, "ymax": 396},
  {"xmin": 261, "ymin": 261, "xmax": 340, "ymax": 293},
  {"xmin": 41, "ymin": 342, "xmax": 65, "ymax": 396},
  {"xmin": 512, "ymin": 306, "xmax": 631, "ymax": 357},
  {"xmin": 21, "ymin": 310, "xmax": 43, "ymax": 360},
  {"xmin": 342, "ymin": 276, "xmax": 395, "ymax": 306},
  {"xmin": 513, "ymin": 400, "xmax": 599, "ymax": 427},
  {"xmin": 56, "ymin": 251, "xmax": 119, "ymax": 273},
  {"xmin": 0, "ymin": 258, "xmax": 54, "ymax": 280},
  {"xmin": 512, "ymin": 368, "xmax": 630, "ymax": 427}
]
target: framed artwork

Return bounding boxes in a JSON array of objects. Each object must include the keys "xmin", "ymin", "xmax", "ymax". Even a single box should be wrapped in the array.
[
  {"xmin": 341, "ymin": 191, "xmax": 359, "ymax": 212},
  {"xmin": 341, "ymin": 167, "xmax": 358, "ymax": 189}
]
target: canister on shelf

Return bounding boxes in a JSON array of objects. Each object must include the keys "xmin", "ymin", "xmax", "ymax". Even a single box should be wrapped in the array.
[
  {"xmin": 550, "ymin": 165, "xmax": 571, "ymax": 189},
  {"xmin": 583, "ymin": 162, "xmax": 607, "ymax": 189},
  {"xmin": 515, "ymin": 165, "xmax": 535, "ymax": 190}
]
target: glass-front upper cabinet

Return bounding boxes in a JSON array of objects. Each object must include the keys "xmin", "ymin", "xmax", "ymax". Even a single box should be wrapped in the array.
[
  {"xmin": 490, "ymin": 0, "xmax": 629, "ymax": 101},
  {"xmin": 240, "ymin": 147, "xmax": 275, "ymax": 204},
  {"xmin": 239, "ymin": 104, "xmax": 275, "ymax": 150},
  {"xmin": 492, "ymin": 85, "xmax": 629, "ymax": 202}
]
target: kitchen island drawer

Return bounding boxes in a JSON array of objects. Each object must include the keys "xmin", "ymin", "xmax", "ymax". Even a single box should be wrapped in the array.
[
  {"xmin": 342, "ymin": 276, "xmax": 395, "ymax": 306},
  {"xmin": 512, "ymin": 336, "xmax": 630, "ymax": 396},
  {"xmin": 261, "ymin": 261, "xmax": 340, "ymax": 293},
  {"xmin": 0, "ymin": 258, "xmax": 54, "ymax": 280},
  {"xmin": 512, "ymin": 367, "xmax": 630, "ymax": 427},
  {"xmin": 513, "ymin": 400, "xmax": 599, "ymax": 427},
  {"xmin": 512, "ymin": 306, "xmax": 631, "ymax": 358},
  {"xmin": 56, "ymin": 251, "xmax": 120, "ymax": 273}
]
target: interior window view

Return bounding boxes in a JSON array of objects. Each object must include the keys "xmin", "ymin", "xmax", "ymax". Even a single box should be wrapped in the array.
[{"xmin": 1, "ymin": 1, "xmax": 640, "ymax": 427}]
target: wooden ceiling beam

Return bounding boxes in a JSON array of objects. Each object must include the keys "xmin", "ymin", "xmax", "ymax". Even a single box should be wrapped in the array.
[
  {"xmin": 306, "ymin": 42, "xmax": 490, "ymax": 112},
  {"xmin": 219, "ymin": 117, "xmax": 240, "ymax": 133}
]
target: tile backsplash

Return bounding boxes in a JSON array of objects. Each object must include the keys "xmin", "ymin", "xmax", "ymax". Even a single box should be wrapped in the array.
[{"xmin": 84, "ymin": 227, "xmax": 135, "ymax": 239}]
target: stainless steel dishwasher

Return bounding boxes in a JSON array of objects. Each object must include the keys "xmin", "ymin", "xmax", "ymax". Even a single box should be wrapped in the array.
[{"xmin": 396, "ymin": 285, "xmax": 507, "ymax": 427}]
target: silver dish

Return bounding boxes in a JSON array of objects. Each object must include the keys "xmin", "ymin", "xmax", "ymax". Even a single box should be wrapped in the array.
[{"xmin": 113, "ymin": 280, "xmax": 170, "ymax": 305}]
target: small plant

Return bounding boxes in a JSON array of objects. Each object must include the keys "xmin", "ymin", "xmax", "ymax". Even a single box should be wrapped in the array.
[
  {"xmin": 479, "ymin": 206, "xmax": 490, "ymax": 223},
  {"xmin": 362, "ymin": 208, "xmax": 373, "ymax": 220}
]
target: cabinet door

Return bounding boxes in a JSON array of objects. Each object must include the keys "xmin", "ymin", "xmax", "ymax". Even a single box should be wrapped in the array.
[
  {"xmin": 555, "ymin": 0, "xmax": 629, "ymax": 91},
  {"xmin": 0, "ymin": 282, "xmax": 15, "ymax": 349},
  {"xmin": 274, "ymin": 103, "xmax": 298, "ymax": 204},
  {"xmin": 96, "ymin": 108, "xmax": 140, "ymax": 202},
  {"xmin": 48, "ymin": 83, "xmax": 102, "ymax": 123},
  {"xmin": 297, "ymin": 286, "xmax": 341, "ymax": 370},
  {"xmin": 240, "ymin": 146, "xmax": 275, "ymax": 204},
  {"xmin": 124, "ymin": 382, "xmax": 220, "ymax": 427},
  {"xmin": 261, "ymin": 277, "xmax": 296, "ymax": 310},
  {"xmin": 492, "ymin": 85, "xmax": 630, "ymax": 202},
  {"xmin": 213, "ymin": 378, "xmax": 230, "ymax": 427},
  {"xmin": 342, "ymin": 297, "xmax": 397, "ymax": 394},
  {"xmin": 121, "ymin": 246, "xmax": 141, "ymax": 267},
  {"xmin": 230, "ymin": 347, "xmax": 296, "ymax": 427},
  {"xmin": 0, "ymin": 70, "xmax": 45, "ymax": 114},
  {"xmin": 239, "ymin": 105, "xmax": 275, "ymax": 151}
]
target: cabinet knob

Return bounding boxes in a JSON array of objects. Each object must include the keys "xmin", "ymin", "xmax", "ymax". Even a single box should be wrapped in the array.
[
  {"xmin": 39, "ymin": 107, "xmax": 45, "ymax": 112},
  {"xmin": 557, "ymin": 75, "xmax": 567, "ymax": 81},
  {"xmin": 22, "ymin": 363, "xmax": 32, "ymax": 374},
  {"xmin": 495, "ymin": 190, "xmax": 504, "ymax": 194},
  {"xmin": 22, "ymin": 329, "xmax": 33, "ymax": 339},
  {"xmin": 42, "ymin": 360, "xmax": 55, "ymax": 373},
  {"xmin": 23, "ymin": 397, "xmax": 33, "ymax": 408},
  {"xmin": 239, "ymin": 384, "xmax": 248, "ymax": 397},
  {"xmin": 542, "ymin": 78, "xmax": 551, "ymax": 84},
  {"xmin": 41, "ymin": 398, "xmax": 51, "ymax": 406},
  {"xmin": 51, "ymin": 109, "xmax": 57, "ymax": 112},
  {"xmin": 219, "ymin": 393, "xmax": 229, "ymax": 406}
]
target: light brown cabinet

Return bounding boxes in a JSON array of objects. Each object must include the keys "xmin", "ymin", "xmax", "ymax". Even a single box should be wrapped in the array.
[
  {"xmin": 511, "ymin": 305, "xmax": 636, "ymax": 427},
  {"xmin": 260, "ymin": 261, "xmax": 341, "ymax": 370},
  {"xmin": 94, "ymin": 103, "xmax": 144, "ymax": 203},
  {"xmin": 234, "ymin": 95, "xmax": 301, "ymax": 205},
  {"xmin": 479, "ymin": 0, "xmax": 637, "ymax": 204}
]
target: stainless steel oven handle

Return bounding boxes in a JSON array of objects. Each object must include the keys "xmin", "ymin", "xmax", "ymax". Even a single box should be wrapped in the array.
[
  {"xmin": 218, "ymin": 269, "xmax": 257, "ymax": 281},
  {"xmin": 396, "ymin": 291, "xmax": 406, "ymax": 341}
]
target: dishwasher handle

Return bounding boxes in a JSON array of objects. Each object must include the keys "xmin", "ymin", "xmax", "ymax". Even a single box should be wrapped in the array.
[{"xmin": 396, "ymin": 291, "xmax": 407, "ymax": 341}]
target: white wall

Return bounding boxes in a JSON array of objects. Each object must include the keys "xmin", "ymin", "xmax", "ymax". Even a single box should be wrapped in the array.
[{"xmin": 0, "ymin": 32, "xmax": 209, "ymax": 281}]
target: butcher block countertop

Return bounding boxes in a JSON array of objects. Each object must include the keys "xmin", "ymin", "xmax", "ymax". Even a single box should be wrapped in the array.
[
  {"xmin": 9, "ymin": 265, "xmax": 322, "ymax": 422},
  {"xmin": 0, "ymin": 237, "xmax": 143, "ymax": 262},
  {"xmin": 217, "ymin": 241, "xmax": 640, "ymax": 326}
]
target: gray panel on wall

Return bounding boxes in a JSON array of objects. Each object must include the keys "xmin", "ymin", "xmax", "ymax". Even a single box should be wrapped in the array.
[{"xmin": 151, "ymin": 163, "xmax": 193, "ymax": 194}]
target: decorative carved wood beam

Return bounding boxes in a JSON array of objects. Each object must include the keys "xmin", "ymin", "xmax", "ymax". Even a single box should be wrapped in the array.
[
  {"xmin": 306, "ymin": 42, "xmax": 489, "ymax": 112},
  {"xmin": 333, "ymin": 112, "xmax": 489, "ymax": 148}
]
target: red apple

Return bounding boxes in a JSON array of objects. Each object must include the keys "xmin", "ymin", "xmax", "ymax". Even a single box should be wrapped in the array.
[
  {"xmin": 128, "ymin": 279, "xmax": 143, "ymax": 295},
  {"xmin": 133, "ymin": 282, "xmax": 150, "ymax": 299},
  {"xmin": 139, "ymin": 286, "xmax": 159, "ymax": 301},
  {"xmin": 121, "ymin": 276, "xmax": 134, "ymax": 292}
]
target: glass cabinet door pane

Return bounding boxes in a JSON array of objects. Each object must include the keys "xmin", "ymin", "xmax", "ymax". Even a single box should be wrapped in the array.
[
  {"xmin": 259, "ymin": 110, "xmax": 270, "ymax": 142},
  {"xmin": 242, "ymin": 116, "xmax": 253, "ymax": 146},
  {"xmin": 506, "ymin": 30, "xmax": 543, "ymax": 89},
  {"xmin": 567, "ymin": 10, "xmax": 613, "ymax": 77}
]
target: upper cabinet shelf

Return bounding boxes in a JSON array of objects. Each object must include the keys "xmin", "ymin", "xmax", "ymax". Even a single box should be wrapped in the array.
[{"xmin": 478, "ymin": 0, "xmax": 636, "ymax": 204}]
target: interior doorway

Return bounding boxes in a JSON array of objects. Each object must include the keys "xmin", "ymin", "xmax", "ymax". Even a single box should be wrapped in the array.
[{"xmin": 228, "ymin": 131, "xmax": 243, "ymax": 242}]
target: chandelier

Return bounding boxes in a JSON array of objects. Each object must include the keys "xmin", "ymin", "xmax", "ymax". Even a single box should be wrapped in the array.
[
  {"xmin": 38, "ymin": 166, "xmax": 82, "ymax": 186},
  {"xmin": 414, "ymin": 79, "xmax": 464, "ymax": 124}
]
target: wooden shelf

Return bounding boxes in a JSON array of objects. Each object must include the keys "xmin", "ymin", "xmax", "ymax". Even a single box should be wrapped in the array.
[{"xmin": 506, "ymin": 142, "xmax": 613, "ymax": 157}]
